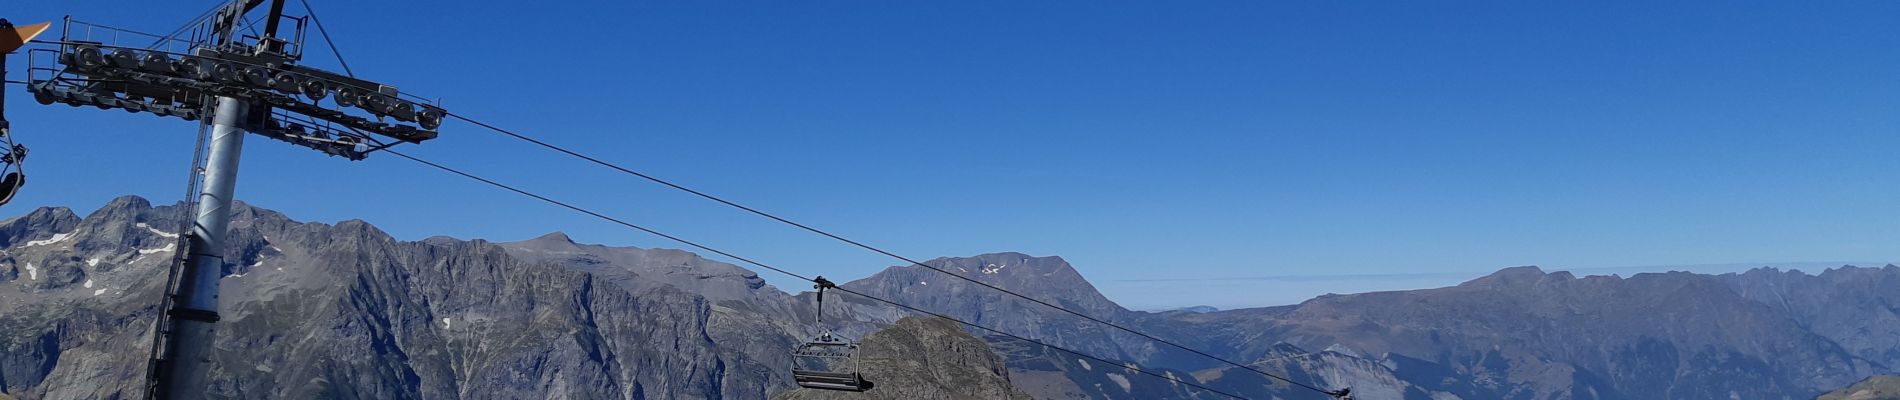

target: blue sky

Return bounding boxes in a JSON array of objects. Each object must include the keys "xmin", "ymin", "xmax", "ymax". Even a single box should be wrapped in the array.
[{"xmin": 5, "ymin": 1, "xmax": 1898, "ymax": 309}]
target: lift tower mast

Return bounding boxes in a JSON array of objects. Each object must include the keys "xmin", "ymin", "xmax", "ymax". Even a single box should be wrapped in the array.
[
  {"xmin": 156, "ymin": 2, "xmax": 254, "ymax": 398},
  {"xmin": 18, "ymin": 1, "xmax": 446, "ymax": 398}
]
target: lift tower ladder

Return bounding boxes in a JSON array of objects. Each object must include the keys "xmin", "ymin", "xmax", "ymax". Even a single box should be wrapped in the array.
[{"xmin": 16, "ymin": 1, "xmax": 446, "ymax": 398}]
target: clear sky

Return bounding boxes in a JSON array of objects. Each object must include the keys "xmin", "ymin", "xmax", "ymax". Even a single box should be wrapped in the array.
[{"xmin": 5, "ymin": 1, "xmax": 1898, "ymax": 309}]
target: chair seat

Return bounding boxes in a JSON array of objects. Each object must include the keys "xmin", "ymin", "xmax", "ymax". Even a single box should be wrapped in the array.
[{"xmin": 793, "ymin": 370, "xmax": 870, "ymax": 391}]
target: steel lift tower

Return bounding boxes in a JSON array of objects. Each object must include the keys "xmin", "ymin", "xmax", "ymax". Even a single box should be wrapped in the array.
[{"xmin": 16, "ymin": 1, "xmax": 445, "ymax": 398}]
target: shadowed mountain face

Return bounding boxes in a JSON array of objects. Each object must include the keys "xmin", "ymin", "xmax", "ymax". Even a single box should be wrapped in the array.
[{"xmin": 2, "ymin": 196, "xmax": 1897, "ymax": 400}]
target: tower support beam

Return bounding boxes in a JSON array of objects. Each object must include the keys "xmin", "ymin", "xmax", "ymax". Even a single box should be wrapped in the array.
[{"xmin": 155, "ymin": 95, "xmax": 247, "ymax": 400}]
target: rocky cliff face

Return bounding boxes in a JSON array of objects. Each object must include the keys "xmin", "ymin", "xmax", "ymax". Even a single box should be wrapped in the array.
[
  {"xmin": 771, "ymin": 317, "xmax": 1030, "ymax": 400},
  {"xmin": 0, "ymin": 196, "xmax": 804, "ymax": 399},
  {"xmin": 1721, "ymin": 266, "xmax": 1900, "ymax": 372}
]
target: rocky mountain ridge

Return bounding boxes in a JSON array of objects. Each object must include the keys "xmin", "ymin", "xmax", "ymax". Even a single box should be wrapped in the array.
[
  {"xmin": 1160, "ymin": 265, "xmax": 1899, "ymax": 399},
  {"xmin": 2, "ymin": 195, "xmax": 1897, "ymax": 400},
  {"xmin": 0, "ymin": 196, "xmax": 807, "ymax": 399}
]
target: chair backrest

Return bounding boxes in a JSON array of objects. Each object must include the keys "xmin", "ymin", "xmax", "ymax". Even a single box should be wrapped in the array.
[{"xmin": 791, "ymin": 339, "xmax": 869, "ymax": 391}]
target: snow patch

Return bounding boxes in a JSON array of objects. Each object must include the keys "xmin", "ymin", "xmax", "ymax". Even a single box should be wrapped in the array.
[
  {"xmin": 86, "ymin": 258, "xmax": 100, "ymax": 267},
  {"xmin": 1323, "ymin": 343, "xmax": 1362, "ymax": 358},
  {"xmin": 442, "ymin": 317, "xmax": 452, "ymax": 329},
  {"xmin": 94, "ymin": 289, "xmax": 107, "ymax": 296},
  {"xmin": 919, "ymin": 281, "xmax": 927, "ymax": 286},
  {"xmin": 1106, "ymin": 373, "xmax": 1131, "ymax": 392},
  {"xmin": 980, "ymin": 263, "xmax": 1004, "ymax": 274},
  {"xmin": 136, "ymin": 223, "xmax": 180, "ymax": 238},
  {"xmin": 24, "ymin": 233, "xmax": 73, "ymax": 247},
  {"xmin": 25, "ymin": 262, "xmax": 36, "ymax": 280},
  {"xmin": 83, "ymin": 279, "xmax": 93, "ymax": 288},
  {"xmin": 1078, "ymin": 359, "xmax": 1092, "ymax": 371},
  {"xmin": 138, "ymin": 247, "xmax": 172, "ymax": 255}
]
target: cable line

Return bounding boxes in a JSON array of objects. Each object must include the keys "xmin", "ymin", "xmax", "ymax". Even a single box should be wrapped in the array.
[
  {"xmin": 298, "ymin": 14, "xmax": 1339, "ymax": 396},
  {"xmin": 442, "ymin": 113, "xmax": 1345, "ymax": 397},
  {"xmin": 381, "ymin": 148, "xmax": 1253, "ymax": 400},
  {"xmin": 296, "ymin": 0, "xmax": 355, "ymax": 78}
]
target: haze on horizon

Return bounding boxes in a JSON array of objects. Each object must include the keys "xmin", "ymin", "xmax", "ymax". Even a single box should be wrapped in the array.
[{"xmin": 5, "ymin": 0, "xmax": 1897, "ymax": 309}]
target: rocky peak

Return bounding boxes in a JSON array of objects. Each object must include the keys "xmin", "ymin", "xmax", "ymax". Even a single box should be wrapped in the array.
[
  {"xmin": 847, "ymin": 252, "xmax": 1116, "ymax": 311},
  {"xmin": 506, "ymin": 231, "xmax": 584, "ymax": 254},
  {"xmin": 524, "ymin": 231, "xmax": 573, "ymax": 244},
  {"xmin": 922, "ymin": 252, "xmax": 1075, "ymax": 277},
  {"xmin": 0, "ymin": 206, "xmax": 80, "ymax": 248},
  {"xmin": 531, "ymin": 231, "xmax": 575, "ymax": 243},
  {"xmin": 836, "ymin": 252, "xmax": 1158, "ymax": 367},
  {"xmin": 87, "ymin": 195, "xmax": 152, "ymax": 222},
  {"xmin": 1457, "ymin": 265, "xmax": 1555, "ymax": 288},
  {"xmin": 419, "ymin": 235, "xmax": 461, "ymax": 246},
  {"xmin": 495, "ymin": 233, "xmax": 782, "ymax": 305}
]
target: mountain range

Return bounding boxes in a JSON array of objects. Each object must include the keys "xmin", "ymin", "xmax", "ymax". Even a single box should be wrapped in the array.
[{"xmin": 1, "ymin": 195, "xmax": 1896, "ymax": 399}]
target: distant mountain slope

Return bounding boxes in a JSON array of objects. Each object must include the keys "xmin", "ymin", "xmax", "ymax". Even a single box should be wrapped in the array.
[
  {"xmin": 1817, "ymin": 375, "xmax": 1900, "ymax": 400},
  {"xmin": 779, "ymin": 251, "xmax": 1900, "ymax": 399},
  {"xmin": 1162, "ymin": 266, "xmax": 1898, "ymax": 399}
]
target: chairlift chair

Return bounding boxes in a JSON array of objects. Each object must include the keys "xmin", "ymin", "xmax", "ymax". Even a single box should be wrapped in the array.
[
  {"xmin": 0, "ymin": 121, "xmax": 26, "ymax": 207},
  {"xmin": 0, "ymin": 19, "xmax": 45, "ymax": 208},
  {"xmin": 791, "ymin": 276, "xmax": 873, "ymax": 392}
]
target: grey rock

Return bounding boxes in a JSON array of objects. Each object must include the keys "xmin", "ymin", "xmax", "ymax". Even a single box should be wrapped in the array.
[{"xmin": 1817, "ymin": 375, "xmax": 1900, "ymax": 400}]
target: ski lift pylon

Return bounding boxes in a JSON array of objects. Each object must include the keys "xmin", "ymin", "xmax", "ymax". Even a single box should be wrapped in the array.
[{"xmin": 791, "ymin": 276, "xmax": 873, "ymax": 392}]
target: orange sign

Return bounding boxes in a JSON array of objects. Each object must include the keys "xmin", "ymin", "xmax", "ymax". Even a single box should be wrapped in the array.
[{"xmin": 2, "ymin": 21, "xmax": 51, "ymax": 54}]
